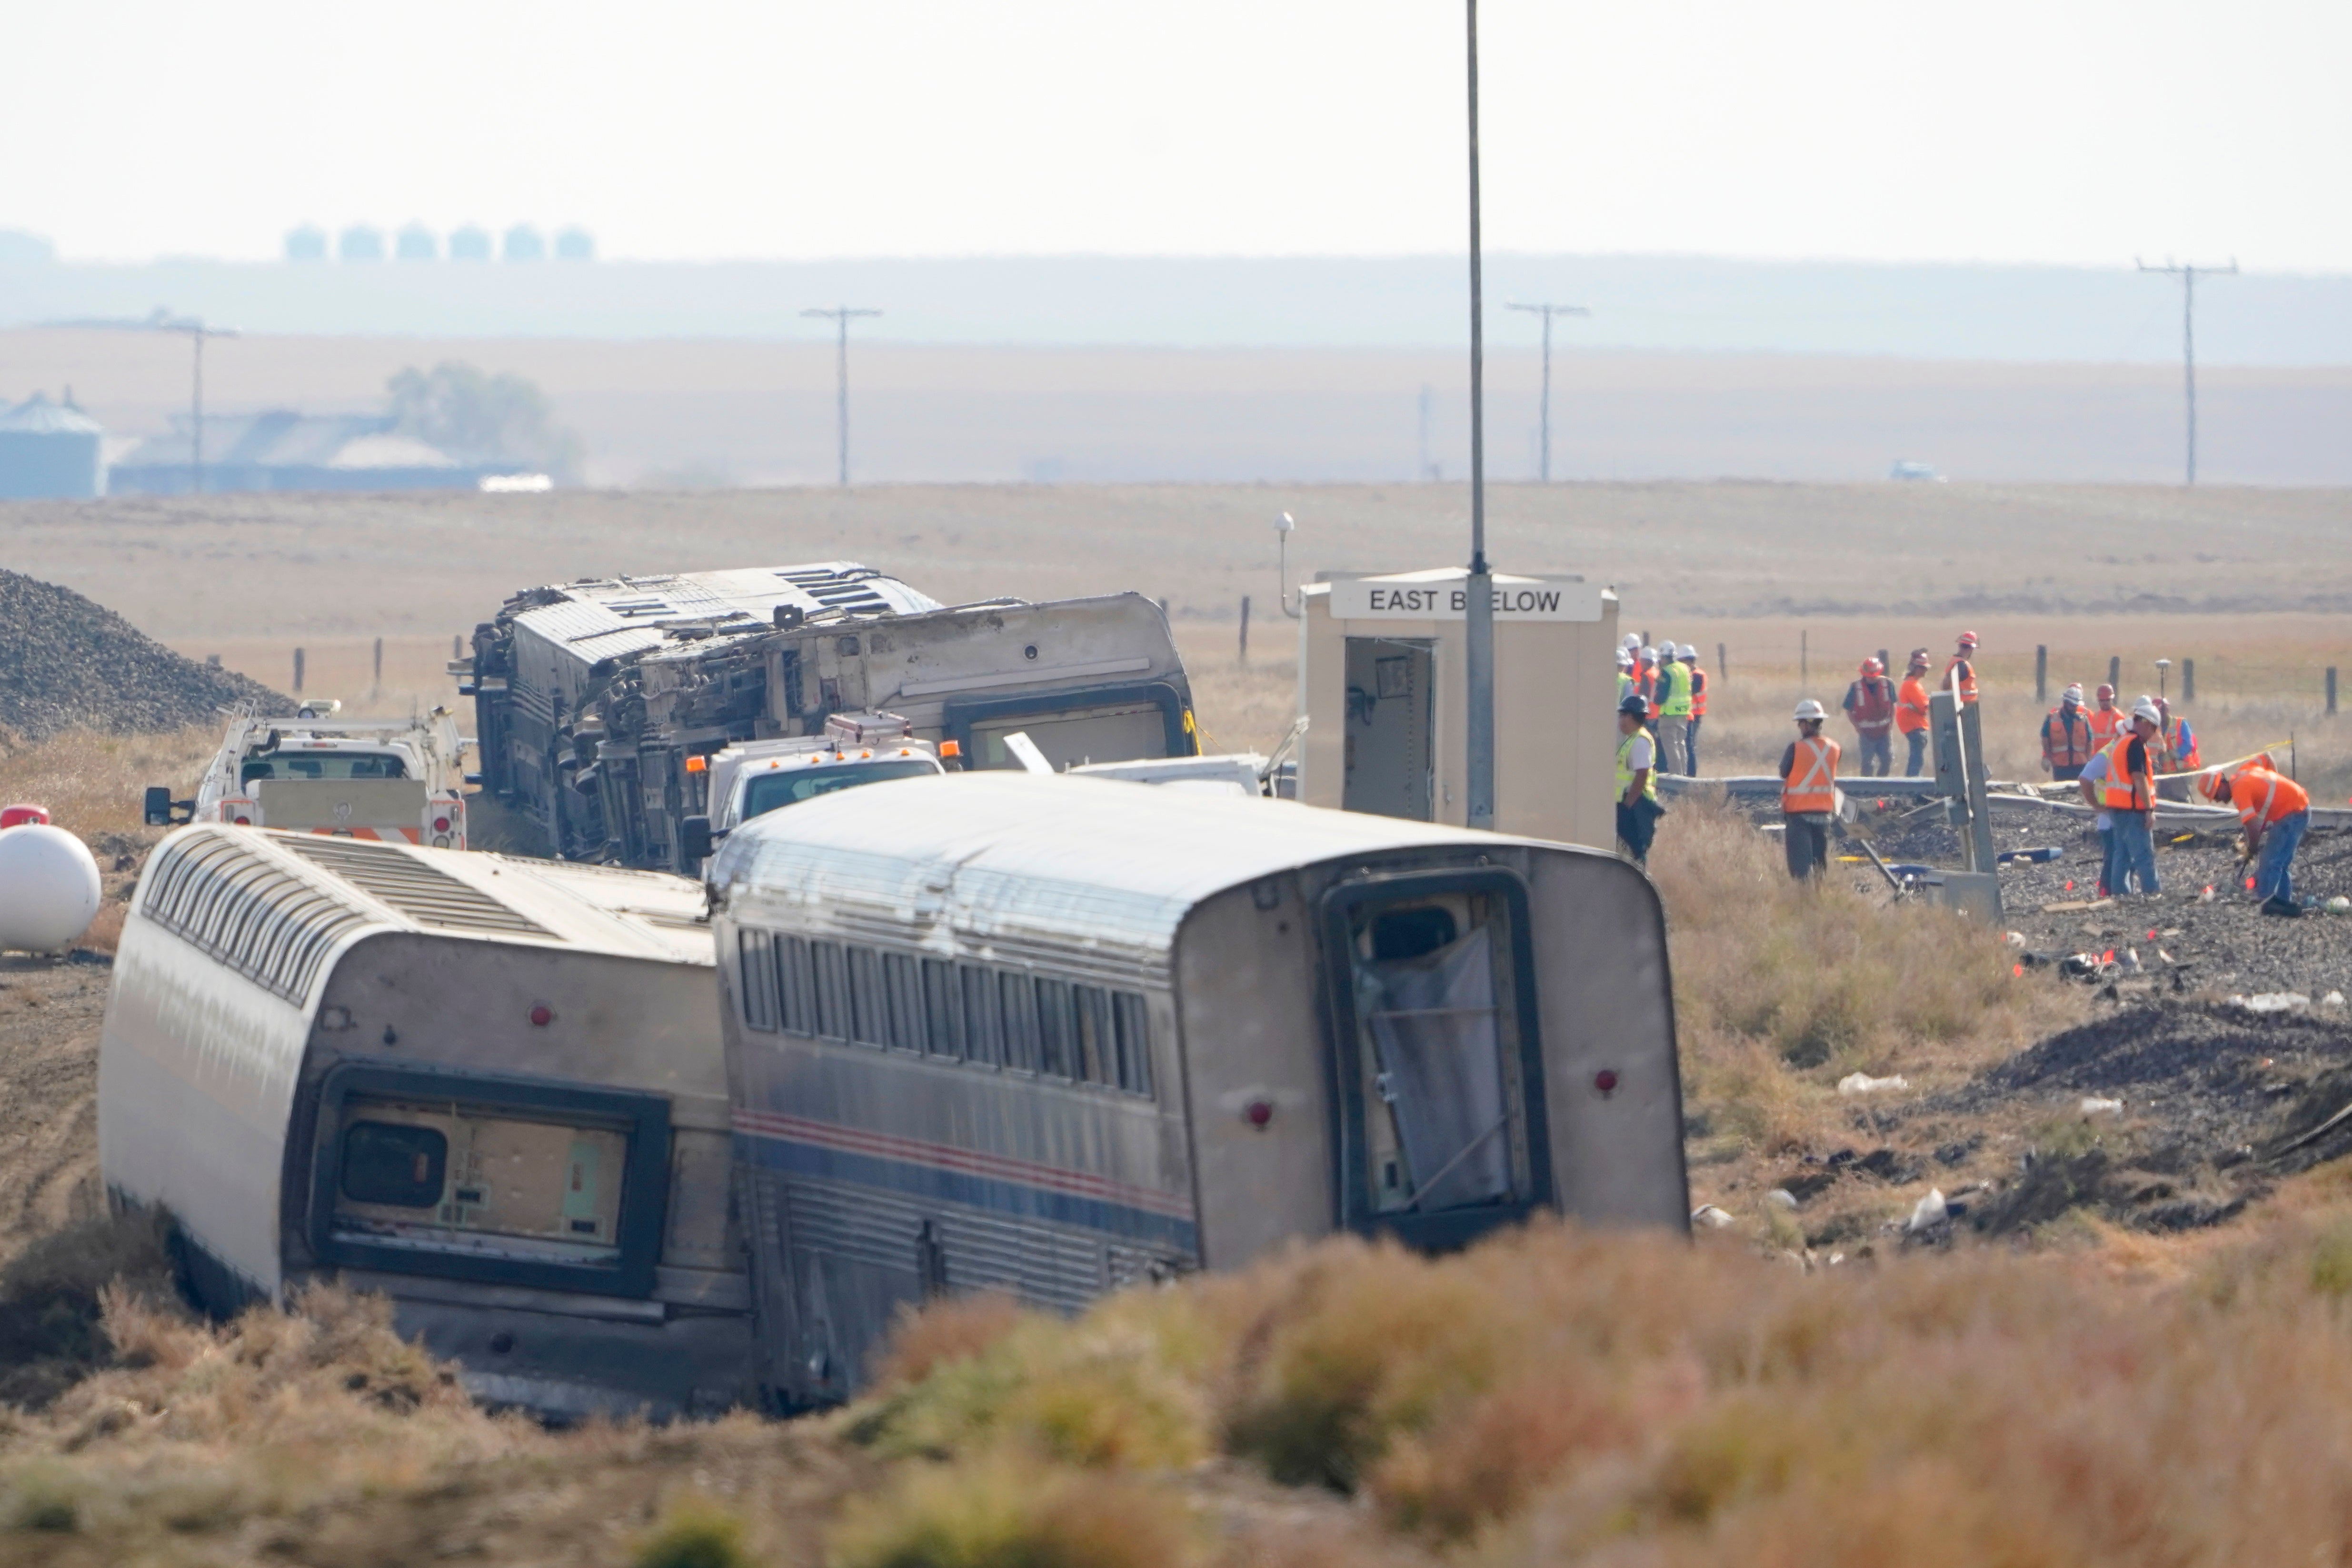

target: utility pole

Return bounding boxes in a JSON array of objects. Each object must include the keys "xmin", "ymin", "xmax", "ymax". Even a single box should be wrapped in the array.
[
  {"xmin": 801, "ymin": 305, "xmax": 881, "ymax": 487},
  {"xmin": 1463, "ymin": 0, "xmax": 1495, "ymax": 831},
  {"xmin": 1505, "ymin": 300, "xmax": 1588, "ymax": 482},
  {"xmin": 2136, "ymin": 259, "xmax": 2237, "ymax": 486}
]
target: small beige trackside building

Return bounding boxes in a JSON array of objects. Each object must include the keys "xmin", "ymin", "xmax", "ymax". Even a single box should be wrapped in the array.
[{"xmin": 1297, "ymin": 569, "xmax": 1621, "ymax": 851}]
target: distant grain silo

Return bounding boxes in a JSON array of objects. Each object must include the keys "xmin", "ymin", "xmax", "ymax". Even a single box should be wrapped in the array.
[
  {"xmin": 395, "ymin": 222, "xmax": 438, "ymax": 261},
  {"xmin": 339, "ymin": 224, "xmax": 385, "ymax": 262},
  {"xmin": 555, "ymin": 226, "xmax": 595, "ymax": 261},
  {"xmin": 284, "ymin": 225, "xmax": 328, "ymax": 261},
  {"xmin": 448, "ymin": 224, "xmax": 492, "ymax": 261},
  {"xmin": 502, "ymin": 223, "xmax": 545, "ymax": 262},
  {"xmin": 0, "ymin": 393, "xmax": 104, "ymax": 499}
]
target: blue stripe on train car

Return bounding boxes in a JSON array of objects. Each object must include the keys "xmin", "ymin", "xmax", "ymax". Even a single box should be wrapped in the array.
[{"xmin": 732, "ymin": 1129, "xmax": 1200, "ymax": 1255}]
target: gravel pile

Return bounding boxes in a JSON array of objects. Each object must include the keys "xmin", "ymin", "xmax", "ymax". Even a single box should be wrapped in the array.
[{"xmin": 0, "ymin": 569, "xmax": 285, "ymax": 744}]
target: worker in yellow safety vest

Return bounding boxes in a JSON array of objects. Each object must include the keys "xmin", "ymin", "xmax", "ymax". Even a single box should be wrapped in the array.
[
  {"xmin": 1679, "ymin": 645, "xmax": 1709, "ymax": 775},
  {"xmin": 1778, "ymin": 699, "xmax": 1842, "ymax": 880},
  {"xmin": 1655, "ymin": 643, "xmax": 1694, "ymax": 777},
  {"xmin": 1615, "ymin": 692, "xmax": 1664, "ymax": 864}
]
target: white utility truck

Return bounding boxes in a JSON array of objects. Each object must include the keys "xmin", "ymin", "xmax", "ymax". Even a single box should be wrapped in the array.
[
  {"xmin": 677, "ymin": 710, "xmax": 948, "ymax": 872},
  {"xmin": 147, "ymin": 705, "xmax": 472, "ymax": 850}
]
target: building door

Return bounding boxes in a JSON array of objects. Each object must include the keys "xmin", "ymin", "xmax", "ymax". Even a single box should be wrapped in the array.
[{"xmin": 1342, "ymin": 638, "xmax": 1435, "ymax": 822}]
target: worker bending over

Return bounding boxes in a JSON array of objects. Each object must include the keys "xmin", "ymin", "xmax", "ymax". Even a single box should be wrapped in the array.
[
  {"xmin": 2094, "ymin": 699, "xmax": 2164, "ymax": 897},
  {"xmin": 2041, "ymin": 683, "xmax": 2095, "ymax": 782},
  {"xmin": 1679, "ymin": 645, "xmax": 1708, "ymax": 775},
  {"xmin": 1945, "ymin": 630, "xmax": 1980, "ymax": 704},
  {"xmin": 1655, "ymin": 641, "xmax": 1695, "ymax": 776},
  {"xmin": 1896, "ymin": 649, "xmax": 1933, "ymax": 777},
  {"xmin": 1780, "ymin": 699, "xmax": 1841, "ymax": 881},
  {"xmin": 1615, "ymin": 693, "xmax": 1664, "ymax": 865},
  {"xmin": 2204, "ymin": 763, "xmax": 2311, "ymax": 917},
  {"xmin": 1843, "ymin": 657, "xmax": 1896, "ymax": 778}
]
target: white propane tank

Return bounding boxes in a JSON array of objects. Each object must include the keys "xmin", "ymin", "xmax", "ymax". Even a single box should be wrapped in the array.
[{"xmin": 0, "ymin": 824, "xmax": 103, "ymax": 953}]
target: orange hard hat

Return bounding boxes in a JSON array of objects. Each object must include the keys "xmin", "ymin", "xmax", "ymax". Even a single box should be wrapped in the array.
[
  {"xmin": 2201, "ymin": 771, "xmax": 2231, "ymax": 802},
  {"xmin": 1956, "ymin": 630, "xmax": 1979, "ymax": 648},
  {"xmin": 1860, "ymin": 657, "xmax": 1882, "ymax": 675}
]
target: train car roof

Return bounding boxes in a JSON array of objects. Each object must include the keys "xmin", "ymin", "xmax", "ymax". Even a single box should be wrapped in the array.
[
  {"xmin": 144, "ymin": 827, "xmax": 715, "ymax": 969},
  {"xmin": 710, "ymin": 772, "xmax": 1560, "ymax": 958},
  {"xmin": 508, "ymin": 563, "xmax": 944, "ymax": 661}
]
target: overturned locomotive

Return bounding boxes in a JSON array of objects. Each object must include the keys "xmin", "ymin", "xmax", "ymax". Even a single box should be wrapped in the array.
[{"xmin": 462, "ymin": 563, "xmax": 1197, "ymax": 870}]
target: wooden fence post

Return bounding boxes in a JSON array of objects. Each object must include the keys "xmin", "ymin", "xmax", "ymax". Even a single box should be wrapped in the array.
[
  {"xmin": 2035, "ymin": 645, "xmax": 2047, "ymax": 703},
  {"xmin": 293, "ymin": 648, "xmax": 305, "ymax": 693},
  {"xmin": 2182, "ymin": 658, "xmax": 2194, "ymax": 703},
  {"xmin": 1717, "ymin": 642, "xmax": 1728, "ymax": 682},
  {"xmin": 1239, "ymin": 596, "xmax": 1251, "ymax": 663},
  {"xmin": 2107, "ymin": 655, "xmax": 2121, "ymax": 694}
]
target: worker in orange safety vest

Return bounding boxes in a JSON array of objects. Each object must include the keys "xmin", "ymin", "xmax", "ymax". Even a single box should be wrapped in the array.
[
  {"xmin": 1944, "ymin": 630, "xmax": 1980, "ymax": 705},
  {"xmin": 2203, "ymin": 764, "xmax": 2311, "ymax": 916},
  {"xmin": 1895, "ymin": 649, "xmax": 1933, "ymax": 777},
  {"xmin": 2040, "ymin": 683, "xmax": 2096, "ymax": 782},
  {"xmin": 2095, "ymin": 699, "xmax": 2163, "ymax": 896},
  {"xmin": 1779, "ymin": 699, "xmax": 1842, "ymax": 881},
  {"xmin": 2155, "ymin": 699, "xmax": 2201, "ymax": 773},
  {"xmin": 2085, "ymin": 684, "xmax": 2127, "ymax": 748}
]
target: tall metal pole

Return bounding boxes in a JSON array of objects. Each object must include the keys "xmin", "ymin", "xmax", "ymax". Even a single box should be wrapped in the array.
[
  {"xmin": 801, "ymin": 305, "xmax": 881, "ymax": 487},
  {"xmin": 1464, "ymin": 0, "xmax": 1495, "ymax": 831},
  {"xmin": 1507, "ymin": 301, "xmax": 1589, "ymax": 483},
  {"xmin": 2137, "ymin": 259, "xmax": 2236, "ymax": 486}
]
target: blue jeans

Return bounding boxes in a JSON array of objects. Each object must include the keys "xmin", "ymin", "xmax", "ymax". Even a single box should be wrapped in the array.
[
  {"xmin": 2111, "ymin": 812, "xmax": 2158, "ymax": 895},
  {"xmin": 2096, "ymin": 825, "xmax": 2115, "ymax": 896},
  {"xmin": 2256, "ymin": 811, "xmax": 2310, "ymax": 904},
  {"xmin": 1857, "ymin": 731, "xmax": 1892, "ymax": 777},
  {"xmin": 1685, "ymin": 718, "xmax": 1703, "ymax": 776},
  {"xmin": 1904, "ymin": 729, "xmax": 1927, "ymax": 778}
]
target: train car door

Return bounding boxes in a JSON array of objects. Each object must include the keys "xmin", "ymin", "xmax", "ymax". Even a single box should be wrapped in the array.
[{"xmin": 1343, "ymin": 639, "xmax": 1435, "ymax": 821}]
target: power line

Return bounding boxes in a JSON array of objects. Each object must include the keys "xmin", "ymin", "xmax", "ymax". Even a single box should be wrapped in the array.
[
  {"xmin": 1505, "ymin": 300, "xmax": 1589, "ymax": 482},
  {"xmin": 800, "ymin": 305, "xmax": 881, "ymax": 487},
  {"xmin": 2135, "ymin": 259, "xmax": 2237, "ymax": 486}
]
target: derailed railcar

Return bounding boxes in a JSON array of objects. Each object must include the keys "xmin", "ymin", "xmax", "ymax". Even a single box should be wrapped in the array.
[
  {"xmin": 99, "ymin": 827, "xmax": 753, "ymax": 1420},
  {"xmin": 706, "ymin": 773, "xmax": 1685, "ymax": 1406}
]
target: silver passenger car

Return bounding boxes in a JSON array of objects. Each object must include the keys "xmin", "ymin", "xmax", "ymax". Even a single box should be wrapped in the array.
[
  {"xmin": 708, "ymin": 773, "xmax": 1686, "ymax": 1406},
  {"xmin": 98, "ymin": 827, "xmax": 752, "ymax": 1420}
]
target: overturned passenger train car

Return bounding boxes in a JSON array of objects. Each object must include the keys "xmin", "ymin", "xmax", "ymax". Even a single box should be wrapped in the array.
[
  {"xmin": 463, "ymin": 563, "xmax": 1197, "ymax": 870},
  {"xmin": 708, "ymin": 773, "xmax": 1687, "ymax": 1406},
  {"xmin": 99, "ymin": 827, "xmax": 751, "ymax": 1419}
]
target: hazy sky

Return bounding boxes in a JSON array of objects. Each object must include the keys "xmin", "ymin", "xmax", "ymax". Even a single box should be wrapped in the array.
[{"xmin": 8, "ymin": 0, "xmax": 2346, "ymax": 270}]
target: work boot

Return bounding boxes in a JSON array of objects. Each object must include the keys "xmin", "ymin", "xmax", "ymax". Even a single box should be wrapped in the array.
[{"xmin": 2260, "ymin": 896, "xmax": 2303, "ymax": 918}]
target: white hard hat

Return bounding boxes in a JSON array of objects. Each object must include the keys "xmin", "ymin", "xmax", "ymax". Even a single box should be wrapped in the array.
[
  {"xmin": 1622, "ymin": 633, "xmax": 1641, "ymax": 651},
  {"xmin": 2063, "ymin": 683, "xmax": 2083, "ymax": 702},
  {"xmin": 1640, "ymin": 647, "xmax": 1659, "ymax": 663},
  {"xmin": 2132, "ymin": 697, "xmax": 2162, "ymax": 725},
  {"xmin": 1794, "ymin": 699, "xmax": 1828, "ymax": 721},
  {"xmin": 1678, "ymin": 643, "xmax": 1697, "ymax": 659}
]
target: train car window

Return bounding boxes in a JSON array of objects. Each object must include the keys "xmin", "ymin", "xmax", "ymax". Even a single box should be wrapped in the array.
[
  {"xmin": 340, "ymin": 1120, "xmax": 448, "ymax": 1208},
  {"xmin": 883, "ymin": 952, "xmax": 925, "ymax": 1051},
  {"xmin": 961, "ymin": 964, "xmax": 1002, "ymax": 1066},
  {"xmin": 998, "ymin": 971, "xmax": 1040, "ymax": 1072},
  {"xmin": 921, "ymin": 959, "xmax": 964, "ymax": 1059},
  {"xmin": 777, "ymin": 935, "xmax": 817, "ymax": 1035},
  {"xmin": 811, "ymin": 941, "xmax": 852, "ymax": 1039},
  {"xmin": 738, "ymin": 929, "xmax": 778, "ymax": 1031},
  {"xmin": 1112, "ymin": 992, "xmax": 1153, "ymax": 1097},
  {"xmin": 848, "ymin": 947, "xmax": 889, "ymax": 1047},
  {"xmin": 1071, "ymin": 985, "xmax": 1112, "ymax": 1084},
  {"xmin": 1034, "ymin": 978, "xmax": 1076, "ymax": 1078}
]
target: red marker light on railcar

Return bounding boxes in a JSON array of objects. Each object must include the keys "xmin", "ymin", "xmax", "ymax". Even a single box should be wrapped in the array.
[
  {"xmin": 1593, "ymin": 1069, "xmax": 1619, "ymax": 1096},
  {"xmin": 529, "ymin": 1005, "xmax": 552, "ymax": 1027},
  {"xmin": 433, "ymin": 816, "xmax": 451, "ymax": 833},
  {"xmin": 1245, "ymin": 1099, "xmax": 1274, "ymax": 1128}
]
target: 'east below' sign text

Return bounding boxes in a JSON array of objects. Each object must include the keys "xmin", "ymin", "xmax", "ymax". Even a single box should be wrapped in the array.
[{"xmin": 1329, "ymin": 577, "xmax": 1601, "ymax": 622}]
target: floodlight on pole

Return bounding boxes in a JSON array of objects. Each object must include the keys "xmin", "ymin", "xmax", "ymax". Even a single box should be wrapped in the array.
[
  {"xmin": 1463, "ymin": 0, "xmax": 1495, "ymax": 831},
  {"xmin": 43, "ymin": 308, "xmax": 237, "ymax": 495},
  {"xmin": 801, "ymin": 305, "xmax": 882, "ymax": 487},
  {"xmin": 2135, "ymin": 258, "xmax": 2236, "ymax": 486},
  {"xmin": 1505, "ymin": 301, "xmax": 1588, "ymax": 483},
  {"xmin": 1275, "ymin": 511, "xmax": 1302, "ymax": 619}
]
